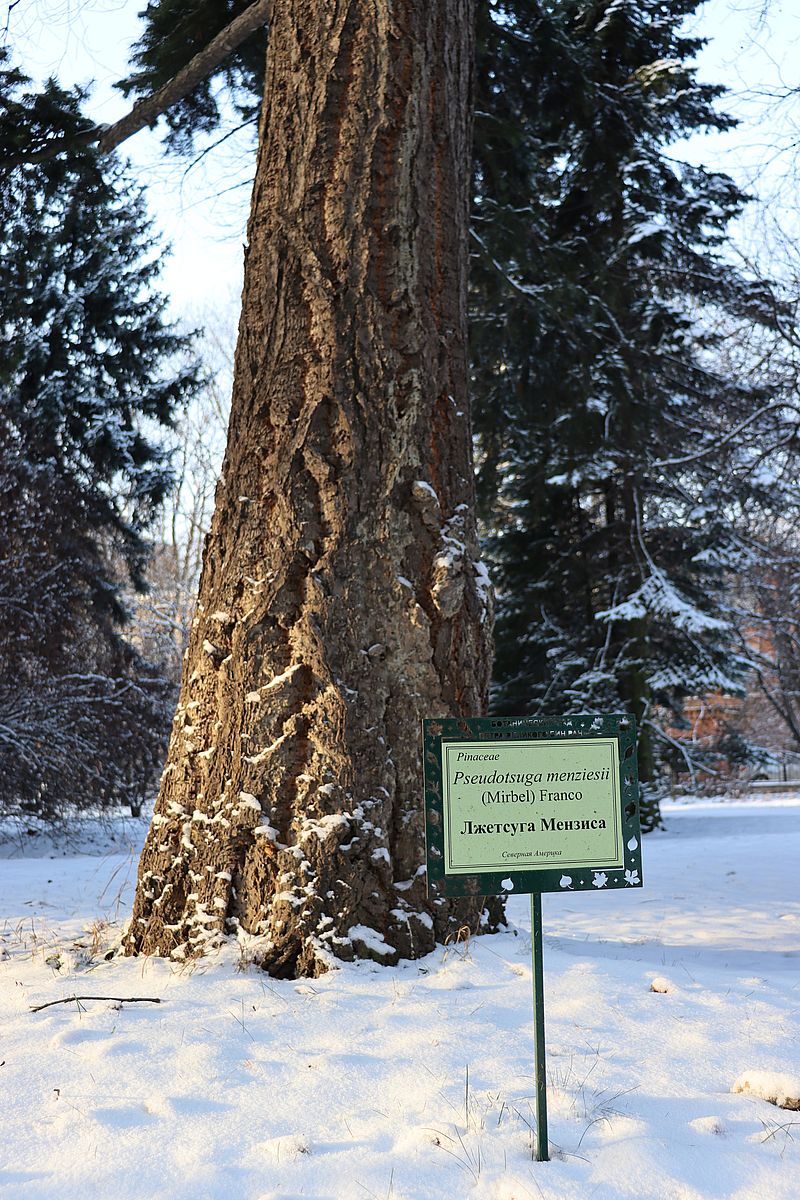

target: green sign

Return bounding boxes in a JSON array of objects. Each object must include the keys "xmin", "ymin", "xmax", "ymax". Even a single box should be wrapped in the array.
[
  {"xmin": 423, "ymin": 714, "xmax": 643, "ymax": 897},
  {"xmin": 423, "ymin": 714, "xmax": 644, "ymax": 1163}
]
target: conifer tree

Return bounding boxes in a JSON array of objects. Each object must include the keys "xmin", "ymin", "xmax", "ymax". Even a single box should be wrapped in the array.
[
  {"xmin": 471, "ymin": 0, "xmax": 797, "ymax": 826},
  {"xmin": 119, "ymin": 0, "xmax": 501, "ymax": 975},
  {"xmin": 0, "ymin": 58, "xmax": 200, "ymax": 814}
]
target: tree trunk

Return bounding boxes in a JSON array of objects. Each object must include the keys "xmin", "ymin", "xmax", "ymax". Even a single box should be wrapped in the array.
[{"xmin": 124, "ymin": 0, "xmax": 501, "ymax": 977}]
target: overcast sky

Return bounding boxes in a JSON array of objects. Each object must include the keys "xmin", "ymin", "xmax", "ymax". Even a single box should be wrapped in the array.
[{"xmin": 5, "ymin": 0, "xmax": 800, "ymax": 317}]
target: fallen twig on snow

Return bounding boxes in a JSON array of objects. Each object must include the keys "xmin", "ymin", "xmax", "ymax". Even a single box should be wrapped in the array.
[{"xmin": 30, "ymin": 995, "xmax": 162, "ymax": 1013}]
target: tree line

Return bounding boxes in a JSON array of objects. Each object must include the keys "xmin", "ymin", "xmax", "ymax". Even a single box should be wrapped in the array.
[{"xmin": 2, "ymin": 0, "xmax": 799, "ymax": 970}]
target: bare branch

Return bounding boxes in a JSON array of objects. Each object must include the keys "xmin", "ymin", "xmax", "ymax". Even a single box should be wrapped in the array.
[
  {"xmin": 30, "ymin": 995, "xmax": 162, "ymax": 1013},
  {"xmin": 650, "ymin": 401, "xmax": 800, "ymax": 469}
]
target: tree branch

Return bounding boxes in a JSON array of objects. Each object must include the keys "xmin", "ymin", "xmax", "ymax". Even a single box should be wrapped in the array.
[
  {"xmin": 1, "ymin": 0, "xmax": 271, "ymax": 168},
  {"xmin": 30, "ymin": 995, "xmax": 162, "ymax": 1013},
  {"xmin": 650, "ymin": 400, "xmax": 800, "ymax": 469},
  {"xmin": 98, "ymin": 0, "xmax": 271, "ymax": 155}
]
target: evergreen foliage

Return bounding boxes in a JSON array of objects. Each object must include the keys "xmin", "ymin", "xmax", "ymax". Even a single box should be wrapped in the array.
[
  {"xmin": 0, "ymin": 56, "xmax": 96, "ymax": 163},
  {"xmin": 471, "ymin": 0, "xmax": 800, "ymax": 825},
  {"xmin": 0, "ymin": 58, "xmax": 201, "ymax": 815}
]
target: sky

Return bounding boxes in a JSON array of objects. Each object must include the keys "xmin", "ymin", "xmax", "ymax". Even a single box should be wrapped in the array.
[
  {"xmin": 680, "ymin": 0, "xmax": 800, "ymax": 257},
  {"xmin": 4, "ymin": 0, "xmax": 800, "ymax": 317}
]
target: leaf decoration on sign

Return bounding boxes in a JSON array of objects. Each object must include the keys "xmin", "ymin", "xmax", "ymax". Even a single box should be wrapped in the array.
[
  {"xmin": 624, "ymin": 869, "xmax": 640, "ymax": 886},
  {"xmin": 559, "ymin": 875, "xmax": 573, "ymax": 889},
  {"xmin": 592, "ymin": 871, "xmax": 608, "ymax": 888}
]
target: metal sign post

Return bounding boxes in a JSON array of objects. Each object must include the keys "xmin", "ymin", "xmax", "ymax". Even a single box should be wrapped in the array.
[
  {"xmin": 422, "ymin": 713, "xmax": 644, "ymax": 1167},
  {"xmin": 530, "ymin": 892, "xmax": 549, "ymax": 1162}
]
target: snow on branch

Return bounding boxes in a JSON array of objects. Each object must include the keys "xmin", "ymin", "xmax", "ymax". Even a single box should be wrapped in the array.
[{"xmin": 597, "ymin": 569, "xmax": 727, "ymax": 636}]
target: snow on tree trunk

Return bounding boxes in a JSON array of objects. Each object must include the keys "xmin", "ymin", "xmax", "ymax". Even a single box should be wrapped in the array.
[{"xmin": 124, "ymin": 0, "xmax": 502, "ymax": 977}]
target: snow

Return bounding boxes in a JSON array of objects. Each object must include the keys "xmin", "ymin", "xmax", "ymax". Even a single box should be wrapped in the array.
[
  {"xmin": 626, "ymin": 219, "xmax": 666, "ymax": 246},
  {"xmin": 474, "ymin": 559, "xmax": 493, "ymax": 619},
  {"xmin": 732, "ymin": 1071, "xmax": 800, "ymax": 1111},
  {"xmin": 252, "ymin": 823, "xmax": 280, "ymax": 842},
  {"xmin": 1, "ymin": 796, "xmax": 799, "ymax": 1199},
  {"xmin": 237, "ymin": 793, "xmax": 261, "ymax": 811},
  {"xmin": 346, "ymin": 924, "xmax": 395, "ymax": 958},
  {"xmin": 243, "ymin": 731, "xmax": 291, "ymax": 764},
  {"xmin": 262, "ymin": 664, "xmax": 303, "ymax": 691},
  {"xmin": 597, "ymin": 568, "xmax": 728, "ymax": 635},
  {"xmin": 412, "ymin": 480, "xmax": 438, "ymax": 501}
]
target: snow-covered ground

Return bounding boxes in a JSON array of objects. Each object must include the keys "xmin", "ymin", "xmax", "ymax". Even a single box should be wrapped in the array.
[{"xmin": 1, "ymin": 797, "xmax": 798, "ymax": 1200}]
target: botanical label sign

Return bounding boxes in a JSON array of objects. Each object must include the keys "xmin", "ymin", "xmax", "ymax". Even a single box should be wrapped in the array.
[{"xmin": 423, "ymin": 714, "xmax": 643, "ymax": 897}]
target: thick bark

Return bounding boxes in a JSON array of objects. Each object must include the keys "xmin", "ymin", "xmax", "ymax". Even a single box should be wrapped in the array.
[{"xmin": 124, "ymin": 0, "xmax": 501, "ymax": 977}]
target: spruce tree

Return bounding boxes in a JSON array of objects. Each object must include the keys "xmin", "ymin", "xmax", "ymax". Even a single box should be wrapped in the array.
[
  {"xmin": 0, "ymin": 58, "xmax": 200, "ymax": 814},
  {"xmin": 471, "ymin": 0, "xmax": 794, "ymax": 826}
]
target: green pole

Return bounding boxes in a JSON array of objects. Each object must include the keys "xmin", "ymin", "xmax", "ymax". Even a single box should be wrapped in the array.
[{"xmin": 530, "ymin": 892, "xmax": 549, "ymax": 1162}]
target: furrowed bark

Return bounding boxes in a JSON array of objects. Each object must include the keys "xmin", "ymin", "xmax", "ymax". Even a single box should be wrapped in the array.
[{"xmin": 125, "ymin": 0, "xmax": 501, "ymax": 978}]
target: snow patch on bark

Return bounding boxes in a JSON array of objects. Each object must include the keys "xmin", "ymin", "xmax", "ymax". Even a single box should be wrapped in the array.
[
  {"xmin": 253, "ymin": 822, "xmax": 281, "ymax": 843},
  {"xmin": 412, "ymin": 480, "xmax": 438, "ymax": 501},
  {"xmin": 474, "ymin": 558, "xmax": 493, "ymax": 620},
  {"xmin": 263, "ymin": 663, "xmax": 303, "ymax": 691},
  {"xmin": 299, "ymin": 814, "xmax": 351, "ymax": 843},
  {"xmin": 431, "ymin": 507, "xmax": 469, "ymax": 618},
  {"xmin": 348, "ymin": 924, "xmax": 395, "ymax": 958},
  {"xmin": 238, "ymin": 792, "xmax": 262, "ymax": 811},
  {"xmin": 244, "ymin": 731, "xmax": 292, "ymax": 764}
]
